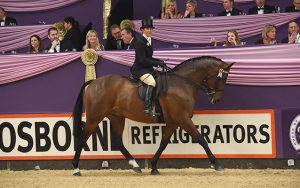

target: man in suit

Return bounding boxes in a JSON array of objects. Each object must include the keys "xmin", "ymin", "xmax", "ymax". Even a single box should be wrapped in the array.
[
  {"xmin": 46, "ymin": 27, "xmax": 73, "ymax": 53},
  {"xmin": 105, "ymin": 24, "xmax": 125, "ymax": 50},
  {"xmin": 281, "ymin": 21, "xmax": 300, "ymax": 44},
  {"xmin": 131, "ymin": 19, "xmax": 165, "ymax": 116},
  {"xmin": 0, "ymin": 7, "xmax": 17, "ymax": 27},
  {"xmin": 218, "ymin": 0, "xmax": 242, "ymax": 16},
  {"xmin": 285, "ymin": 0, "xmax": 300, "ymax": 12},
  {"xmin": 121, "ymin": 27, "xmax": 137, "ymax": 50},
  {"xmin": 248, "ymin": 0, "xmax": 276, "ymax": 14}
]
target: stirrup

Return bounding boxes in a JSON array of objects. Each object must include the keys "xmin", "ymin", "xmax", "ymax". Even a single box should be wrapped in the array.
[{"xmin": 144, "ymin": 109, "xmax": 155, "ymax": 116}]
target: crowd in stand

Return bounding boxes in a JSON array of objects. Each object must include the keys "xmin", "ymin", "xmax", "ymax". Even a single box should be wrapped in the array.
[{"xmin": 0, "ymin": 0, "xmax": 299, "ymax": 54}]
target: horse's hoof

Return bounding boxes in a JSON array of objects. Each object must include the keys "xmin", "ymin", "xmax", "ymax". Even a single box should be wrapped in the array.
[
  {"xmin": 211, "ymin": 161, "xmax": 225, "ymax": 171},
  {"xmin": 151, "ymin": 169, "xmax": 160, "ymax": 175},
  {"xmin": 133, "ymin": 167, "xmax": 142, "ymax": 173},
  {"xmin": 73, "ymin": 171, "xmax": 82, "ymax": 176}
]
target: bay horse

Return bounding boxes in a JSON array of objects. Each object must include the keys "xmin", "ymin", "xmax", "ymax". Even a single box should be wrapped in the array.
[{"xmin": 72, "ymin": 56, "xmax": 234, "ymax": 176}]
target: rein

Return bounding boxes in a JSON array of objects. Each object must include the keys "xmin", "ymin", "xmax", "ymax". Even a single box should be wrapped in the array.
[{"xmin": 163, "ymin": 65, "xmax": 229, "ymax": 95}]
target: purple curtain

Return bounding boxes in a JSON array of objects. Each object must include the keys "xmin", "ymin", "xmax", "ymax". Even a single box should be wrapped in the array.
[
  {"xmin": 133, "ymin": 13, "xmax": 300, "ymax": 44},
  {"xmin": 1, "ymin": 0, "xmax": 81, "ymax": 12},
  {"xmin": 1, "ymin": 44, "xmax": 299, "ymax": 86},
  {"xmin": 0, "ymin": 24, "xmax": 51, "ymax": 52}
]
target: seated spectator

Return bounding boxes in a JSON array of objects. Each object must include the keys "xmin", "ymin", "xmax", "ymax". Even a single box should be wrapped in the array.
[
  {"xmin": 218, "ymin": 0, "xmax": 242, "ymax": 16},
  {"xmin": 121, "ymin": 27, "xmax": 138, "ymax": 50},
  {"xmin": 0, "ymin": 7, "xmax": 17, "ymax": 26},
  {"xmin": 83, "ymin": 30, "xmax": 103, "ymax": 51},
  {"xmin": 285, "ymin": 0, "xmax": 300, "ymax": 12},
  {"xmin": 210, "ymin": 30, "xmax": 241, "ymax": 46},
  {"xmin": 46, "ymin": 27, "xmax": 73, "ymax": 53},
  {"xmin": 281, "ymin": 20, "xmax": 300, "ymax": 44},
  {"xmin": 255, "ymin": 24, "xmax": 277, "ymax": 45},
  {"xmin": 29, "ymin": 35, "xmax": 44, "ymax": 53},
  {"xmin": 248, "ymin": 0, "xmax": 276, "ymax": 15},
  {"xmin": 183, "ymin": 0, "xmax": 202, "ymax": 18},
  {"xmin": 223, "ymin": 30, "xmax": 241, "ymax": 46},
  {"xmin": 160, "ymin": 0, "xmax": 182, "ymax": 19},
  {"xmin": 105, "ymin": 24, "xmax": 125, "ymax": 50},
  {"xmin": 63, "ymin": 16, "xmax": 82, "ymax": 51}
]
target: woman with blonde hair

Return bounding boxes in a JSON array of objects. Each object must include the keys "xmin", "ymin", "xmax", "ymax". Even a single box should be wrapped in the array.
[
  {"xmin": 161, "ymin": 0, "xmax": 182, "ymax": 19},
  {"xmin": 183, "ymin": 0, "xmax": 202, "ymax": 18},
  {"xmin": 83, "ymin": 30, "xmax": 103, "ymax": 51},
  {"xmin": 255, "ymin": 24, "xmax": 277, "ymax": 45}
]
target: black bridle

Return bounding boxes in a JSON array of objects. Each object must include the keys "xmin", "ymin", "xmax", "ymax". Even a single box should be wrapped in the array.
[{"xmin": 162, "ymin": 65, "xmax": 229, "ymax": 98}]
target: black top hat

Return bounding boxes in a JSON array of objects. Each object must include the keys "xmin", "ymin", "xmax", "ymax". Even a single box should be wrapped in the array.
[{"xmin": 140, "ymin": 19, "xmax": 155, "ymax": 30}]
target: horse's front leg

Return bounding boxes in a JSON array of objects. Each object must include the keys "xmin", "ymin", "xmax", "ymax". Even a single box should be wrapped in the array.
[
  {"xmin": 109, "ymin": 115, "xmax": 142, "ymax": 173},
  {"xmin": 180, "ymin": 118, "xmax": 224, "ymax": 171},
  {"xmin": 151, "ymin": 123, "xmax": 177, "ymax": 175}
]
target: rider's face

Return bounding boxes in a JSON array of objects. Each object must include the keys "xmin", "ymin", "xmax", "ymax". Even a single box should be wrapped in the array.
[{"xmin": 142, "ymin": 28, "xmax": 153, "ymax": 37}]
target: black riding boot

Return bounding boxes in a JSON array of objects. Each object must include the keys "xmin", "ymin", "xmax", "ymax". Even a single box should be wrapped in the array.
[{"xmin": 144, "ymin": 85, "xmax": 154, "ymax": 116}]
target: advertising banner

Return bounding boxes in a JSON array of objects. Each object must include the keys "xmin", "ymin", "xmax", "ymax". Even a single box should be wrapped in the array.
[
  {"xmin": 281, "ymin": 108, "xmax": 300, "ymax": 159},
  {"xmin": 0, "ymin": 110, "xmax": 276, "ymax": 160}
]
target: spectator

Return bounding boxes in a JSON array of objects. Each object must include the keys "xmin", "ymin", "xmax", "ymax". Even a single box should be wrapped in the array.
[
  {"xmin": 105, "ymin": 24, "xmax": 125, "ymax": 50},
  {"xmin": 255, "ymin": 24, "xmax": 277, "ymax": 45},
  {"xmin": 248, "ymin": 0, "xmax": 276, "ymax": 15},
  {"xmin": 183, "ymin": 0, "xmax": 202, "ymax": 18},
  {"xmin": 83, "ymin": 30, "xmax": 103, "ymax": 51},
  {"xmin": 160, "ymin": 0, "xmax": 182, "ymax": 19},
  {"xmin": 281, "ymin": 20, "xmax": 300, "ymax": 44},
  {"xmin": 223, "ymin": 30, "xmax": 241, "ymax": 46},
  {"xmin": 29, "ymin": 35, "xmax": 44, "ymax": 53},
  {"xmin": 285, "ymin": 0, "xmax": 300, "ymax": 12},
  {"xmin": 63, "ymin": 16, "xmax": 82, "ymax": 51},
  {"xmin": 0, "ymin": 7, "xmax": 17, "ymax": 26},
  {"xmin": 121, "ymin": 27, "xmax": 138, "ymax": 50},
  {"xmin": 218, "ymin": 0, "xmax": 242, "ymax": 16},
  {"xmin": 210, "ymin": 30, "xmax": 241, "ymax": 46},
  {"xmin": 46, "ymin": 27, "xmax": 73, "ymax": 53}
]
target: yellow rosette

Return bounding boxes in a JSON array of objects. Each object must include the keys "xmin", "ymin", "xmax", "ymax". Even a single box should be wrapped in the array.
[{"xmin": 81, "ymin": 49, "xmax": 98, "ymax": 82}]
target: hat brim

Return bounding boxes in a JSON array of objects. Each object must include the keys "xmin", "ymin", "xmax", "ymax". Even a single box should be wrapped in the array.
[{"xmin": 140, "ymin": 26, "xmax": 155, "ymax": 30}]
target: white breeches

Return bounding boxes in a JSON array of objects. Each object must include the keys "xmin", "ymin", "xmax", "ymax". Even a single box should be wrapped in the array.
[{"xmin": 139, "ymin": 73, "xmax": 156, "ymax": 87}]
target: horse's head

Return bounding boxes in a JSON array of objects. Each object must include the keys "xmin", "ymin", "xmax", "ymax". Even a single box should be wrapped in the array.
[{"xmin": 205, "ymin": 62, "xmax": 234, "ymax": 104}]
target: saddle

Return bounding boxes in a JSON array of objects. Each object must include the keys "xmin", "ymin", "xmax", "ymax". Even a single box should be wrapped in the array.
[{"xmin": 128, "ymin": 73, "xmax": 168, "ymax": 123}]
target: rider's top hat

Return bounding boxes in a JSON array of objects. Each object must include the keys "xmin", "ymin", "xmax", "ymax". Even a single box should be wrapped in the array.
[{"xmin": 140, "ymin": 18, "xmax": 155, "ymax": 30}]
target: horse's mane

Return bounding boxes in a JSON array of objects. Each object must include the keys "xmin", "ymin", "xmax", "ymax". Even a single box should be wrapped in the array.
[{"xmin": 171, "ymin": 56, "xmax": 224, "ymax": 72}]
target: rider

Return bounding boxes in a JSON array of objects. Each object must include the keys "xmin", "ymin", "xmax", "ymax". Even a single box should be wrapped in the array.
[{"xmin": 131, "ymin": 18, "xmax": 165, "ymax": 116}]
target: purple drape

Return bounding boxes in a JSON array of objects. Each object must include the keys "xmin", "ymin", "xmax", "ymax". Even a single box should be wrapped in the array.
[
  {"xmin": 133, "ymin": 13, "xmax": 300, "ymax": 44},
  {"xmin": 1, "ymin": 44, "xmax": 299, "ymax": 86},
  {"xmin": 1, "ymin": 0, "xmax": 81, "ymax": 12},
  {"xmin": 0, "ymin": 24, "xmax": 51, "ymax": 52}
]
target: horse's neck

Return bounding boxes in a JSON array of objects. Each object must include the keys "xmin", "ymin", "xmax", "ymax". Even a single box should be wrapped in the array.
[{"xmin": 174, "ymin": 68, "xmax": 207, "ymax": 85}]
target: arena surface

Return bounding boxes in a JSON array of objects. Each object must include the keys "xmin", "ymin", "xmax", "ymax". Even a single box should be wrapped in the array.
[{"xmin": 1, "ymin": 168, "xmax": 299, "ymax": 188}]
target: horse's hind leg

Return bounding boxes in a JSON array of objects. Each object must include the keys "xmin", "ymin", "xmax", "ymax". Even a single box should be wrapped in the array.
[
  {"xmin": 180, "ymin": 118, "xmax": 224, "ymax": 171},
  {"xmin": 150, "ymin": 123, "xmax": 178, "ymax": 175},
  {"xmin": 108, "ymin": 115, "xmax": 142, "ymax": 173}
]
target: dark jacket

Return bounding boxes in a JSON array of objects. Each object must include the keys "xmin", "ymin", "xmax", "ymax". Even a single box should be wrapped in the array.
[
  {"xmin": 63, "ymin": 28, "xmax": 82, "ymax": 51},
  {"xmin": 184, "ymin": 12, "xmax": 203, "ymax": 18},
  {"xmin": 3, "ymin": 17, "xmax": 17, "ymax": 26},
  {"xmin": 127, "ymin": 37, "xmax": 138, "ymax": 50},
  {"xmin": 218, "ymin": 8, "xmax": 242, "ymax": 16},
  {"xmin": 105, "ymin": 36, "xmax": 125, "ymax": 50},
  {"xmin": 46, "ymin": 40, "xmax": 73, "ymax": 52},
  {"xmin": 285, "ymin": 6, "xmax": 300, "ymax": 12},
  {"xmin": 248, "ymin": 5, "xmax": 276, "ymax": 14},
  {"xmin": 131, "ymin": 37, "xmax": 162, "ymax": 79}
]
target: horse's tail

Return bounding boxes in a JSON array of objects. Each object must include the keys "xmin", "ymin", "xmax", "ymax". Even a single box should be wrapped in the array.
[{"xmin": 72, "ymin": 80, "xmax": 94, "ymax": 148}]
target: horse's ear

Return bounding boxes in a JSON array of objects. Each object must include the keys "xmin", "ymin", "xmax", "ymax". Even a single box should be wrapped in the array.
[{"xmin": 226, "ymin": 62, "xmax": 235, "ymax": 69}]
